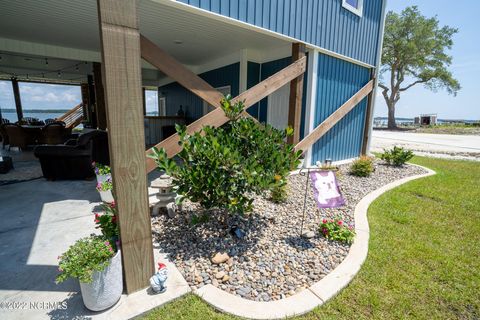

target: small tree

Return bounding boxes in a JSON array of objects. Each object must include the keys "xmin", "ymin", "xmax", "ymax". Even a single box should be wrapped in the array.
[
  {"xmin": 148, "ymin": 96, "xmax": 302, "ymax": 215},
  {"xmin": 379, "ymin": 6, "xmax": 460, "ymax": 129}
]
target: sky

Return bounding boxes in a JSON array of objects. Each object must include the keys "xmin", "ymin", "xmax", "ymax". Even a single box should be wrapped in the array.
[
  {"xmin": 0, "ymin": 1, "xmax": 478, "ymax": 120},
  {"xmin": 374, "ymin": 0, "xmax": 480, "ymax": 120}
]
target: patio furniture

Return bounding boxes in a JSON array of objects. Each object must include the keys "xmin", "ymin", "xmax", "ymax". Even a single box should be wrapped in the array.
[
  {"xmin": 34, "ymin": 130, "xmax": 109, "ymax": 180},
  {"xmin": 4, "ymin": 124, "xmax": 35, "ymax": 150},
  {"xmin": 44, "ymin": 118, "xmax": 56, "ymax": 124},
  {"xmin": 0, "ymin": 156, "xmax": 13, "ymax": 174},
  {"xmin": 0, "ymin": 123, "xmax": 9, "ymax": 149},
  {"xmin": 38, "ymin": 122, "xmax": 71, "ymax": 145}
]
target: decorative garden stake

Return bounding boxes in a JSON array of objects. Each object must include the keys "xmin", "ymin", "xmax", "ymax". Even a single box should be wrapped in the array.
[{"xmin": 150, "ymin": 262, "xmax": 168, "ymax": 294}]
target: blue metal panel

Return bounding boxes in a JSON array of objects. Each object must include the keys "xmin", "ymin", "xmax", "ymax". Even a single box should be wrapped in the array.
[
  {"xmin": 159, "ymin": 63, "xmax": 239, "ymax": 121},
  {"xmin": 311, "ymin": 53, "xmax": 370, "ymax": 164},
  {"xmin": 177, "ymin": 0, "xmax": 384, "ymax": 66}
]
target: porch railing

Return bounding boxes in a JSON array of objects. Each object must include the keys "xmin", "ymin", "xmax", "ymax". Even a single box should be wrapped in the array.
[{"xmin": 56, "ymin": 103, "xmax": 83, "ymax": 128}]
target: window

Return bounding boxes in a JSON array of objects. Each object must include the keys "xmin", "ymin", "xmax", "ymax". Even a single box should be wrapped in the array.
[
  {"xmin": 159, "ymin": 97, "xmax": 166, "ymax": 116},
  {"xmin": 342, "ymin": 0, "xmax": 363, "ymax": 17},
  {"xmin": 145, "ymin": 89, "xmax": 161, "ymax": 116}
]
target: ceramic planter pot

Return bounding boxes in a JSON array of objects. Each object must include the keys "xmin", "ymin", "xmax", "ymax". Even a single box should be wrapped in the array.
[
  {"xmin": 98, "ymin": 190, "xmax": 114, "ymax": 203},
  {"xmin": 96, "ymin": 174, "xmax": 111, "ymax": 184},
  {"xmin": 80, "ymin": 250, "xmax": 123, "ymax": 311}
]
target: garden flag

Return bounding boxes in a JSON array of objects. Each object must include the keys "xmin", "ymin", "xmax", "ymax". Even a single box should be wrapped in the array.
[{"xmin": 310, "ymin": 170, "xmax": 345, "ymax": 208}]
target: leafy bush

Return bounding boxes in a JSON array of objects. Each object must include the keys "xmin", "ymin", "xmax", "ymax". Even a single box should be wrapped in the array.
[
  {"xmin": 94, "ymin": 202, "xmax": 119, "ymax": 250},
  {"xmin": 350, "ymin": 156, "xmax": 374, "ymax": 177},
  {"xmin": 319, "ymin": 218, "xmax": 355, "ymax": 244},
  {"xmin": 148, "ymin": 96, "xmax": 302, "ymax": 215},
  {"xmin": 56, "ymin": 235, "xmax": 116, "ymax": 284},
  {"xmin": 270, "ymin": 175, "xmax": 288, "ymax": 203},
  {"xmin": 380, "ymin": 146, "xmax": 414, "ymax": 166}
]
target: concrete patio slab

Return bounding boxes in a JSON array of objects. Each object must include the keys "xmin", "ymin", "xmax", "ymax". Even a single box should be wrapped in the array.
[{"xmin": 0, "ymin": 176, "xmax": 189, "ymax": 320}]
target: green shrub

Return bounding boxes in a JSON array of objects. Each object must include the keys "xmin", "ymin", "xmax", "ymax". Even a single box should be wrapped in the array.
[
  {"xmin": 319, "ymin": 218, "xmax": 355, "ymax": 244},
  {"xmin": 380, "ymin": 146, "xmax": 414, "ymax": 166},
  {"xmin": 148, "ymin": 96, "xmax": 302, "ymax": 215},
  {"xmin": 270, "ymin": 176, "xmax": 288, "ymax": 203},
  {"xmin": 56, "ymin": 235, "xmax": 116, "ymax": 284},
  {"xmin": 350, "ymin": 156, "xmax": 374, "ymax": 177}
]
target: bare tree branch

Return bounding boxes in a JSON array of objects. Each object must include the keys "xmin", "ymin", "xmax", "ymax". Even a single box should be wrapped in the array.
[{"xmin": 399, "ymin": 79, "xmax": 428, "ymax": 92}]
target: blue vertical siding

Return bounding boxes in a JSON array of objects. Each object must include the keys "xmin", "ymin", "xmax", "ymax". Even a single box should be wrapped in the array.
[
  {"xmin": 177, "ymin": 0, "xmax": 383, "ymax": 66},
  {"xmin": 311, "ymin": 53, "xmax": 370, "ymax": 164},
  {"xmin": 159, "ymin": 63, "xmax": 239, "ymax": 121}
]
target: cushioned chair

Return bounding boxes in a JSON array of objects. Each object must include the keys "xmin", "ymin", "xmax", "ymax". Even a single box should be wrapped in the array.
[
  {"xmin": 38, "ymin": 122, "xmax": 70, "ymax": 145},
  {"xmin": 34, "ymin": 130, "xmax": 110, "ymax": 180},
  {"xmin": 0, "ymin": 124, "xmax": 9, "ymax": 149},
  {"xmin": 4, "ymin": 124, "xmax": 35, "ymax": 150}
]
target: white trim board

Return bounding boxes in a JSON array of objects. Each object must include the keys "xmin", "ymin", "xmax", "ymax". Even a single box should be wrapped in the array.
[{"xmin": 303, "ymin": 49, "xmax": 319, "ymax": 167}]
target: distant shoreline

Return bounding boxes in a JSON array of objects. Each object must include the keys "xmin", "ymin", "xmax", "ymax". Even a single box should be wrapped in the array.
[{"xmin": 1, "ymin": 108, "xmax": 70, "ymax": 113}]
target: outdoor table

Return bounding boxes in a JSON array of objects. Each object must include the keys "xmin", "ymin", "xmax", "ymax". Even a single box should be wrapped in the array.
[{"xmin": 21, "ymin": 125, "xmax": 43, "ymax": 143}]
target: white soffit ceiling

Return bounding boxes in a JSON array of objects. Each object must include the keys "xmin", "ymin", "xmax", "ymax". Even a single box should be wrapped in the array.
[{"xmin": 0, "ymin": 0, "xmax": 291, "ymax": 66}]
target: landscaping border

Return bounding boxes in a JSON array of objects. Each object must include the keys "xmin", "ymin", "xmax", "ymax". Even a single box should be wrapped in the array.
[{"xmin": 194, "ymin": 164, "xmax": 436, "ymax": 319}]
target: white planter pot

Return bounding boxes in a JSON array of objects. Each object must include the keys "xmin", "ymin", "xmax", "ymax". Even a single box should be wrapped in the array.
[
  {"xmin": 80, "ymin": 250, "xmax": 123, "ymax": 311},
  {"xmin": 96, "ymin": 174, "xmax": 111, "ymax": 184},
  {"xmin": 99, "ymin": 190, "xmax": 114, "ymax": 203}
]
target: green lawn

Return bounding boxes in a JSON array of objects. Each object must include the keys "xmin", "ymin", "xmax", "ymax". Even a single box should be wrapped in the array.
[{"xmin": 144, "ymin": 157, "xmax": 480, "ymax": 320}]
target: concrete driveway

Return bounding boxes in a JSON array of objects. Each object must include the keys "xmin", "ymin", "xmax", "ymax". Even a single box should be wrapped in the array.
[{"xmin": 371, "ymin": 130, "xmax": 480, "ymax": 161}]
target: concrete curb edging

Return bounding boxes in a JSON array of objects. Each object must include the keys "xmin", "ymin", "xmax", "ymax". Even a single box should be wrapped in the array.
[{"xmin": 194, "ymin": 164, "xmax": 436, "ymax": 319}]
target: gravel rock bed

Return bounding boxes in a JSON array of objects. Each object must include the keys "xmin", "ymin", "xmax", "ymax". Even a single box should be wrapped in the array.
[{"xmin": 151, "ymin": 161, "xmax": 427, "ymax": 301}]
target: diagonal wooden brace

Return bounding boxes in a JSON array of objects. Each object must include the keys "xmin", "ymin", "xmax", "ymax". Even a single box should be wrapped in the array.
[
  {"xmin": 294, "ymin": 80, "xmax": 374, "ymax": 153},
  {"xmin": 144, "ymin": 54, "xmax": 307, "ymax": 173}
]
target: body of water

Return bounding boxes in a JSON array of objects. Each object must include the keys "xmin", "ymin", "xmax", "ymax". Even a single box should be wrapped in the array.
[{"xmin": 1, "ymin": 112, "xmax": 65, "ymax": 123}]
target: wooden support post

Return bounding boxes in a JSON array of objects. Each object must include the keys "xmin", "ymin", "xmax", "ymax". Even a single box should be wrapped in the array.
[
  {"xmin": 93, "ymin": 62, "xmax": 107, "ymax": 130},
  {"xmin": 361, "ymin": 70, "xmax": 376, "ymax": 155},
  {"xmin": 80, "ymin": 83, "xmax": 89, "ymax": 123},
  {"xmin": 142, "ymin": 87, "xmax": 146, "ymax": 115},
  {"xmin": 97, "ymin": 0, "xmax": 154, "ymax": 293},
  {"xmin": 87, "ymin": 75, "xmax": 97, "ymax": 128},
  {"xmin": 287, "ymin": 43, "xmax": 306, "ymax": 144},
  {"xmin": 11, "ymin": 78, "xmax": 23, "ymax": 121}
]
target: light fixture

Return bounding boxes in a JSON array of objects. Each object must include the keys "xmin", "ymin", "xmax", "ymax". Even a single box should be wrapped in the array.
[
  {"xmin": 57, "ymin": 71, "xmax": 62, "ymax": 77},
  {"xmin": 75, "ymin": 64, "xmax": 79, "ymax": 71},
  {"xmin": 173, "ymin": 40, "xmax": 183, "ymax": 45},
  {"xmin": 45, "ymin": 58, "xmax": 49, "ymax": 65}
]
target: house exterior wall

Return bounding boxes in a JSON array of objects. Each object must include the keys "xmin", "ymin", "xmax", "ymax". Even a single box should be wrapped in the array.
[
  {"xmin": 176, "ymin": 0, "xmax": 384, "ymax": 66},
  {"xmin": 158, "ymin": 63, "xmax": 239, "ymax": 121},
  {"xmin": 311, "ymin": 53, "xmax": 370, "ymax": 164}
]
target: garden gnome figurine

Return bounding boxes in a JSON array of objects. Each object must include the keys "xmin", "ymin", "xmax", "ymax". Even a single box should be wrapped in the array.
[{"xmin": 150, "ymin": 262, "xmax": 168, "ymax": 293}]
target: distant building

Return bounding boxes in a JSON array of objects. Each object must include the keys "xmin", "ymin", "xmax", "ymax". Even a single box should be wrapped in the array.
[{"xmin": 414, "ymin": 114, "xmax": 437, "ymax": 126}]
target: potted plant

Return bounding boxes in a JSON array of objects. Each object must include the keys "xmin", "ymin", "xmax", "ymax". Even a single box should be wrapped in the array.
[
  {"xmin": 92, "ymin": 162, "xmax": 111, "ymax": 184},
  {"xmin": 96, "ymin": 178, "xmax": 114, "ymax": 203},
  {"xmin": 56, "ymin": 235, "xmax": 122, "ymax": 311},
  {"xmin": 95, "ymin": 201, "xmax": 119, "ymax": 250}
]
